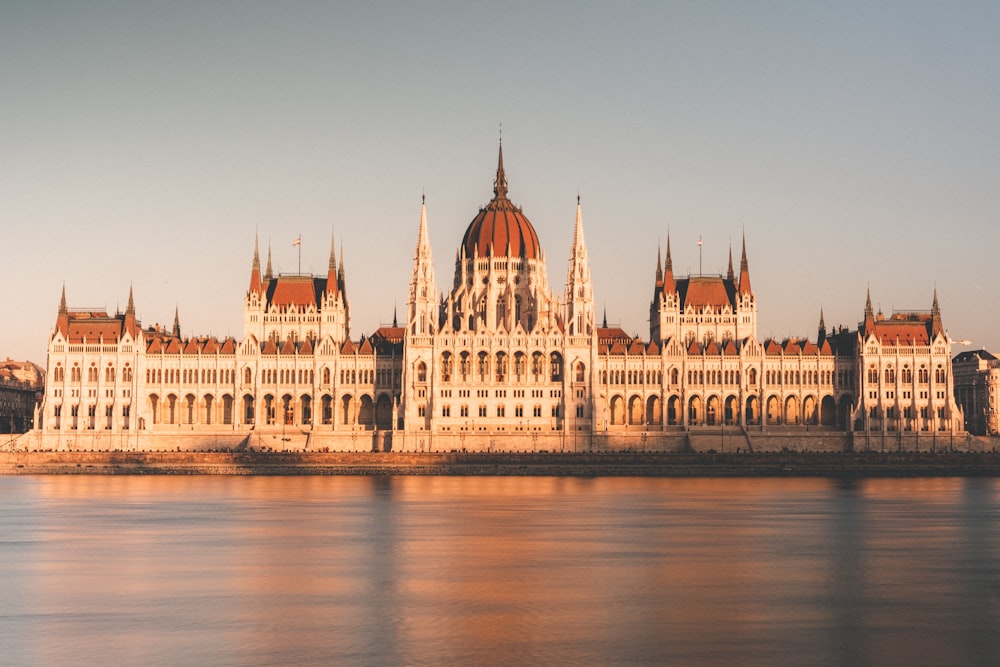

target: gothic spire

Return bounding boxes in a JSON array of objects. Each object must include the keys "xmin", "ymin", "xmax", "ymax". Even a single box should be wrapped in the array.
[
  {"xmin": 126, "ymin": 285, "xmax": 135, "ymax": 316},
  {"xmin": 662, "ymin": 232, "xmax": 676, "ymax": 293},
  {"xmin": 727, "ymin": 242, "xmax": 735, "ymax": 282},
  {"xmin": 931, "ymin": 288, "xmax": 943, "ymax": 336},
  {"xmin": 326, "ymin": 229, "xmax": 339, "ymax": 298},
  {"xmin": 59, "ymin": 284, "xmax": 67, "ymax": 315},
  {"xmin": 172, "ymin": 306, "xmax": 181, "ymax": 338},
  {"xmin": 264, "ymin": 243, "xmax": 273, "ymax": 281},
  {"xmin": 864, "ymin": 286, "xmax": 876, "ymax": 332},
  {"xmin": 738, "ymin": 232, "xmax": 752, "ymax": 296},
  {"xmin": 249, "ymin": 233, "xmax": 263, "ymax": 294},
  {"xmin": 818, "ymin": 307, "xmax": 826, "ymax": 343},
  {"xmin": 655, "ymin": 243, "xmax": 663, "ymax": 286},
  {"xmin": 493, "ymin": 135, "xmax": 508, "ymax": 200}
]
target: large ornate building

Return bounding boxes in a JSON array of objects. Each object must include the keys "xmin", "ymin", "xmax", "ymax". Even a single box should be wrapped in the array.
[{"xmin": 23, "ymin": 142, "xmax": 966, "ymax": 452}]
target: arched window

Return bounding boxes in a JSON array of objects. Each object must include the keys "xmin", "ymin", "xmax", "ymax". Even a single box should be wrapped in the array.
[
  {"xmin": 477, "ymin": 352, "xmax": 489, "ymax": 381},
  {"xmin": 902, "ymin": 366, "xmax": 912, "ymax": 384},
  {"xmin": 935, "ymin": 365, "xmax": 946, "ymax": 384},
  {"xmin": 868, "ymin": 365, "xmax": 879, "ymax": 384},
  {"xmin": 323, "ymin": 367, "xmax": 331, "ymax": 385},
  {"xmin": 244, "ymin": 367, "xmax": 252, "ymax": 385},
  {"xmin": 416, "ymin": 361, "xmax": 427, "ymax": 383},
  {"xmin": 105, "ymin": 364, "xmax": 115, "ymax": 383},
  {"xmin": 495, "ymin": 352, "xmax": 507, "ymax": 382},
  {"xmin": 575, "ymin": 362, "xmax": 585, "ymax": 383},
  {"xmin": 87, "ymin": 364, "xmax": 98, "ymax": 383},
  {"xmin": 460, "ymin": 352, "xmax": 471, "ymax": 380},
  {"xmin": 885, "ymin": 366, "xmax": 895, "ymax": 384},
  {"xmin": 441, "ymin": 352, "xmax": 453, "ymax": 382},
  {"xmin": 918, "ymin": 366, "xmax": 929, "ymax": 384},
  {"xmin": 54, "ymin": 364, "xmax": 65, "ymax": 382},
  {"xmin": 550, "ymin": 353, "xmax": 563, "ymax": 382}
]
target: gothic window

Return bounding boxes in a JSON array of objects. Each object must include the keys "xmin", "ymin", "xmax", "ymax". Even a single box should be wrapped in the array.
[
  {"xmin": 885, "ymin": 366, "xmax": 895, "ymax": 384},
  {"xmin": 672, "ymin": 368, "xmax": 680, "ymax": 386},
  {"xmin": 550, "ymin": 352, "xmax": 563, "ymax": 382},
  {"xmin": 416, "ymin": 362, "xmax": 427, "ymax": 383},
  {"xmin": 515, "ymin": 296, "xmax": 522, "ymax": 324},
  {"xmin": 935, "ymin": 365, "xmax": 946, "ymax": 384},
  {"xmin": 54, "ymin": 364, "xmax": 64, "ymax": 382},
  {"xmin": 477, "ymin": 352, "xmax": 489, "ymax": 382},
  {"xmin": 902, "ymin": 366, "xmax": 912, "ymax": 384},
  {"xmin": 87, "ymin": 364, "xmax": 98, "ymax": 383},
  {"xmin": 575, "ymin": 362, "xmax": 585, "ymax": 383},
  {"xmin": 495, "ymin": 352, "xmax": 507, "ymax": 382},
  {"xmin": 918, "ymin": 366, "xmax": 929, "ymax": 384},
  {"xmin": 514, "ymin": 352, "xmax": 526, "ymax": 378},
  {"xmin": 532, "ymin": 352, "xmax": 544, "ymax": 381},
  {"xmin": 868, "ymin": 366, "xmax": 879, "ymax": 384},
  {"xmin": 460, "ymin": 352, "xmax": 471, "ymax": 381},
  {"xmin": 441, "ymin": 352, "xmax": 453, "ymax": 382}
]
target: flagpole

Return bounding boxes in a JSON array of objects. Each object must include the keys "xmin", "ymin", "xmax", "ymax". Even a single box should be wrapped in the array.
[{"xmin": 698, "ymin": 236, "xmax": 702, "ymax": 275}]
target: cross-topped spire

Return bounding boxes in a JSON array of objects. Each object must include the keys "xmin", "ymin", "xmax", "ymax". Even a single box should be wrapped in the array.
[{"xmin": 493, "ymin": 134, "xmax": 508, "ymax": 200}]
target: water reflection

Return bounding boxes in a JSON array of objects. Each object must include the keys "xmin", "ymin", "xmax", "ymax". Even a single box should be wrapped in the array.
[{"xmin": 1, "ymin": 476, "xmax": 999, "ymax": 665}]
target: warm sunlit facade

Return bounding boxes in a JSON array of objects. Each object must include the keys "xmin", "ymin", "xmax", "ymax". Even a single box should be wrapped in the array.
[{"xmin": 24, "ymin": 143, "xmax": 967, "ymax": 452}]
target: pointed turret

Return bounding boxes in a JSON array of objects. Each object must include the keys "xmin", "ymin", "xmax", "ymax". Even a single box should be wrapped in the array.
[
  {"xmin": 864, "ymin": 286, "xmax": 876, "ymax": 332},
  {"xmin": 124, "ymin": 285, "xmax": 138, "ymax": 336},
  {"xmin": 727, "ymin": 243, "xmax": 735, "ymax": 282},
  {"xmin": 172, "ymin": 306, "xmax": 181, "ymax": 339},
  {"xmin": 818, "ymin": 307, "xmax": 826, "ymax": 344},
  {"xmin": 565, "ymin": 194, "xmax": 595, "ymax": 336},
  {"xmin": 249, "ymin": 233, "xmax": 263, "ymax": 294},
  {"xmin": 931, "ymin": 288, "xmax": 943, "ymax": 337},
  {"xmin": 662, "ymin": 233, "xmax": 676, "ymax": 293},
  {"xmin": 326, "ymin": 230, "xmax": 339, "ymax": 299},
  {"xmin": 407, "ymin": 194, "xmax": 438, "ymax": 335},
  {"xmin": 738, "ymin": 233, "xmax": 752, "ymax": 296},
  {"xmin": 56, "ymin": 284, "xmax": 69, "ymax": 335},
  {"xmin": 264, "ymin": 244, "xmax": 273, "ymax": 281},
  {"xmin": 655, "ymin": 243, "xmax": 663, "ymax": 286}
]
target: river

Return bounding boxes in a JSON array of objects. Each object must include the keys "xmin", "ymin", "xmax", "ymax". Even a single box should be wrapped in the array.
[{"xmin": 1, "ymin": 475, "xmax": 998, "ymax": 665}]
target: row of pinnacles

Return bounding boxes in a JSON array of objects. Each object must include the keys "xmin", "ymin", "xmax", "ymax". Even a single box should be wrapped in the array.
[{"xmin": 18, "ymin": 141, "xmax": 966, "ymax": 453}]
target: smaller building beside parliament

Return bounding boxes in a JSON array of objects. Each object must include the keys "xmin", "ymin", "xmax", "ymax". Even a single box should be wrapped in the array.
[{"xmin": 20, "ymin": 142, "xmax": 969, "ymax": 453}]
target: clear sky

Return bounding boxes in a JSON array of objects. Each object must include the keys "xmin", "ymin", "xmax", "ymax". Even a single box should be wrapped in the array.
[{"xmin": 2, "ymin": 1, "xmax": 999, "ymax": 364}]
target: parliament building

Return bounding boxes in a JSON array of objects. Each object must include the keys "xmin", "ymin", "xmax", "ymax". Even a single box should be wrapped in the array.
[{"xmin": 25, "ymin": 143, "xmax": 966, "ymax": 452}]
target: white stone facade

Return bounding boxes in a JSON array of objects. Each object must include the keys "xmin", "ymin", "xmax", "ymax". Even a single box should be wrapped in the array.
[{"xmin": 26, "ymin": 144, "xmax": 966, "ymax": 452}]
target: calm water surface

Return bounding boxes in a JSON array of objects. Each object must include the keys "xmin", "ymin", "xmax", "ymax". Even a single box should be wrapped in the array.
[{"xmin": 1, "ymin": 475, "xmax": 999, "ymax": 666}]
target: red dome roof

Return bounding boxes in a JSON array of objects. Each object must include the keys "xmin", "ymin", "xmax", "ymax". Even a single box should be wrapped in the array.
[{"xmin": 460, "ymin": 143, "xmax": 541, "ymax": 260}]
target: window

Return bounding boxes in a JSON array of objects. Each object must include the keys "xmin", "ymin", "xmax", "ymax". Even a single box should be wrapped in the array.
[
  {"xmin": 416, "ymin": 362, "xmax": 427, "ymax": 383},
  {"xmin": 515, "ymin": 405, "xmax": 523, "ymax": 418},
  {"xmin": 576, "ymin": 405, "xmax": 584, "ymax": 418},
  {"xmin": 460, "ymin": 405, "xmax": 469, "ymax": 418},
  {"xmin": 478, "ymin": 405, "xmax": 487, "ymax": 417},
  {"xmin": 496, "ymin": 405, "xmax": 505, "ymax": 417},
  {"xmin": 575, "ymin": 362, "xmax": 585, "ymax": 382}
]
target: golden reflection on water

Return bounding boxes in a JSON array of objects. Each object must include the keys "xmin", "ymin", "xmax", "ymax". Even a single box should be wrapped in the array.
[{"xmin": 3, "ymin": 475, "xmax": 999, "ymax": 665}]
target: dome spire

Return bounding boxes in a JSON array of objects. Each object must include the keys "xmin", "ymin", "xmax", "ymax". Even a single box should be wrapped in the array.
[{"xmin": 494, "ymin": 130, "xmax": 508, "ymax": 200}]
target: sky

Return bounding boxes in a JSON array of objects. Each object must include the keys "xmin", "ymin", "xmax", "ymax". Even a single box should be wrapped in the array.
[{"xmin": 2, "ymin": 1, "xmax": 999, "ymax": 364}]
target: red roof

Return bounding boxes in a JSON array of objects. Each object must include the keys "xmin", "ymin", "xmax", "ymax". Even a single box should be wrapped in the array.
[
  {"xmin": 269, "ymin": 276, "xmax": 320, "ymax": 308},
  {"xmin": 679, "ymin": 276, "xmax": 735, "ymax": 311}
]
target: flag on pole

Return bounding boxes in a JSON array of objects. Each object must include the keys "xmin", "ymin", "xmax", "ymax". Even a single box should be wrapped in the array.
[
  {"xmin": 697, "ymin": 236, "xmax": 702, "ymax": 246},
  {"xmin": 292, "ymin": 235, "xmax": 301, "ymax": 246}
]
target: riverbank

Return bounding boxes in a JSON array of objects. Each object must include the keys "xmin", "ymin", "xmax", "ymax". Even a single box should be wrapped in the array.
[{"xmin": 4, "ymin": 450, "xmax": 1000, "ymax": 477}]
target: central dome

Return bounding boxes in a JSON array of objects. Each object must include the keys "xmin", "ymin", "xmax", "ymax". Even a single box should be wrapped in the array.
[{"xmin": 460, "ymin": 143, "xmax": 541, "ymax": 260}]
